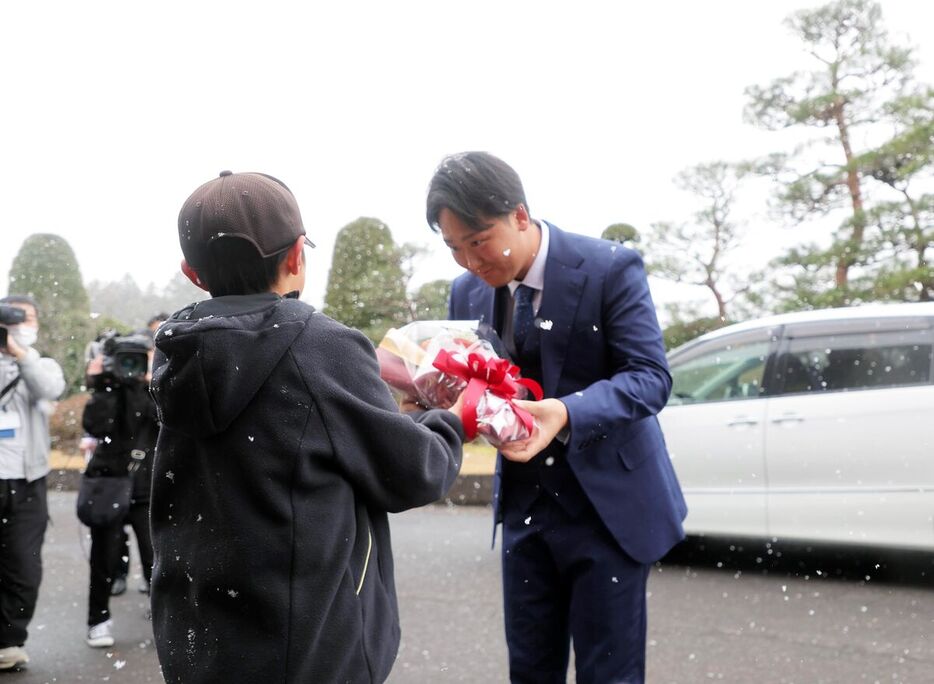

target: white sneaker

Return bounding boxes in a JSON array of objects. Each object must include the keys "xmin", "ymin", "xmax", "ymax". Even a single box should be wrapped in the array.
[
  {"xmin": 0, "ymin": 645, "xmax": 29, "ymax": 670},
  {"xmin": 86, "ymin": 619, "xmax": 115, "ymax": 648}
]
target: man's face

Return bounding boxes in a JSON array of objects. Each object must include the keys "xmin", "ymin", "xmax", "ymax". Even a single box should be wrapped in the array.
[{"xmin": 438, "ymin": 207, "xmax": 535, "ymax": 288}]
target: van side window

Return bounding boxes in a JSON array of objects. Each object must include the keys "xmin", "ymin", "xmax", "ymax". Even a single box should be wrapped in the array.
[
  {"xmin": 778, "ymin": 328, "xmax": 934, "ymax": 394},
  {"xmin": 669, "ymin": 340, "xmax": 770, "ymax": 405}
]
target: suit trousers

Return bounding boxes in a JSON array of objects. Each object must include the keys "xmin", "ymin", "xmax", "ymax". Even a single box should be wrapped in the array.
[
  {"xmin": 88, "ymin": 501, "xmax": 153, "ymax": 626},
  {"xmin": 501, "ymin": 490, "xmax": 650, "ymax": 684},
  {"xmin": 0, "ymin": 477, "xmax": 48, "ymax": 648}
]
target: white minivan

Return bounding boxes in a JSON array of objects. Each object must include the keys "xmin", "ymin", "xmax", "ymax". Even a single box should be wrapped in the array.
[{"xmin": 659, "ymin": 302, "xmax": 934, "ymax": 551}]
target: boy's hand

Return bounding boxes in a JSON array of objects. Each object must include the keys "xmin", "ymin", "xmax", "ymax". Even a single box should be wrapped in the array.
[
  {"xmin": 399, "ymin": 394, "xmax": 424, "ymax": 413},
  {"xmin": 447, "ymin": 389, "xmax": 466, "ymax": 421}
]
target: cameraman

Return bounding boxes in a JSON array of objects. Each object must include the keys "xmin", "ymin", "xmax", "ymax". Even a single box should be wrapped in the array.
[
  {"xmin": 0, "ymin": 295, "xmax": 65, "ymax": 672},
  {"xmin": 81, "ymin": 331, "xmax": 157, "ymax": 648},
  {"xmin": 106, "ymin": 313, "xmax": 167, "ymax": 599}
]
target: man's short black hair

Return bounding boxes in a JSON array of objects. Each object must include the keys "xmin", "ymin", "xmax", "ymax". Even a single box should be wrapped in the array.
[
  {"xmin": 0, "ymin": 294, "xmax": 39, "ymax": 317},
  {"xmin": 194, "ymin": 237, "xmax": 291, "ymax": 297},
  {"xmin": 148, "ymin": 313, "xmax": 170, "ymax": 327},
  {"xmin": 426, "ymin": 152, "xmax": 529, "ymax": 233}
]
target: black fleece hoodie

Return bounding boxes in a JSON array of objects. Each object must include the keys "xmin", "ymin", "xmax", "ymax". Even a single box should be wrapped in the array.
[{"xmin": 149, "ymin": 293, "xmax": 463, "ymax": 684}]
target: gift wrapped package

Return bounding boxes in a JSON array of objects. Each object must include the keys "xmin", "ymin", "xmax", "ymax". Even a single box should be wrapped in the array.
[{"xmin": 377, "ymin": 320, "xmax": 542, "ymax": 447}]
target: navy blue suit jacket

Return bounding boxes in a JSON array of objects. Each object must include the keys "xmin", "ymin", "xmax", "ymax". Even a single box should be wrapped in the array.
[{"xmin": 449, "ymin": 223, "xmax": 687, "ymax": 564}]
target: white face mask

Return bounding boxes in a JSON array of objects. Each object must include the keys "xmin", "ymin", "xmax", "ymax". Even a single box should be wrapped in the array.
[{"xmin": 11, "ymin": 325, "xmax": 38, "ymax": 348}]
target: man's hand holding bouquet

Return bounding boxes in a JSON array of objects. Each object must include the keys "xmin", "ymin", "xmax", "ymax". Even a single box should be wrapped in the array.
[{"xmin": 376, "ymin": 321, "xmax": 543, "ymax": 448}]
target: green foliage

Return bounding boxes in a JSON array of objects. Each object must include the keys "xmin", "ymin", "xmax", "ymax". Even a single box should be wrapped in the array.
[
  {"xmin": 410, "ymin": 279, "xmax": 451, "ymax": 321},
  {"xmin": 865, "ymin": 95, "xmax": 934, "ymax": 184},
  {"xmin": 857, "ymin": 90, "xmax": 934, "ymax": 301},
  {"xmin": 658, "ymin": 302, "xmax": 730, "ymax": 351},
  {"xmin": 662, "ymin": 314, "xmax": 731, "ymax": 352},
  {"xmin": 860, "ymin": 194, "xmax": 934, "ymax": 301},
  {"xmin": 323, "ymin": 217, "xmax": 410, "ymax": 343},
  {"xmin": 7, "ymin": 234, "xmax": 93, "ymax": 395},
  {"xmin": 601, "ymin": 223, "xmax": 640, "ymax": 245},
  {"xmin": 765, "ymin": 241, "xmax": 866, "ymax": 311},
  {"xmin": 49, "ymin": 393, "xmax": 89, "ymax": 455}
]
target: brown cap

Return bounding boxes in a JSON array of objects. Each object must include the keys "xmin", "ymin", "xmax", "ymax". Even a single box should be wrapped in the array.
[{"xmin": 178, "ymin": 171, "xmax": 313, "ymax": 268}]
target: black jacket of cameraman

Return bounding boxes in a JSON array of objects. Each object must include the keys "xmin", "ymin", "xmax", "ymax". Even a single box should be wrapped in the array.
[{"xmin": 82, "ymin": 380, "xmax": 158, "ymax": 503}]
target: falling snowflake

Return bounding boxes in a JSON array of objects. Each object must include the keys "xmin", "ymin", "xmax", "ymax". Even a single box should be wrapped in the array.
[
  {"xmin": 524, "ymin": 516, "xmax": 532, "ymax": 525},
  {"xmin": 114, "ymin": 660, "xmax": 126, "ymax": 670},
  {"xmin": 166, "ymin": 471, "xmax": 175, "ymax": 482},
  {"xmin": 539, "ymin": 320, "xmax": 554, "ymax": 331}
]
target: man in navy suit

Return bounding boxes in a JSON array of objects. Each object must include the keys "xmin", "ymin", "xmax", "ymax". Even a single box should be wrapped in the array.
[{"xmin": 426, "ymin": 152, "xmax": 687, "ymax": 683}]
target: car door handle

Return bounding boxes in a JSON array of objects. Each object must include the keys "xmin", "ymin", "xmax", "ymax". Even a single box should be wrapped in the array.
[
  {"xmin": 771, "ymin": 413, "xmax": 804, "ymax": 424},
  {"xmin": 727, "ymin": 416, "xmax": 759, "ymax": 427}
]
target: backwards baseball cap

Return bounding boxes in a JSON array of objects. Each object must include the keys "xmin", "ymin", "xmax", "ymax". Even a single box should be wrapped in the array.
[{"xmin": 178, "ymin": 170, "xmax": 314, "ymax": 268}]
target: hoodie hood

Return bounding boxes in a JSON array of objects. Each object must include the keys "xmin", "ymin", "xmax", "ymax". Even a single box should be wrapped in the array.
[{"xmin": 151, "ymin": 293, "xmax": 310, "ymax": 439}]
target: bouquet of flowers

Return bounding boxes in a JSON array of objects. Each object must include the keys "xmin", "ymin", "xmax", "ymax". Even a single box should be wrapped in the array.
[{"xmin": 376, "ymin": 320, "xmax": 543, "ymax": 447}]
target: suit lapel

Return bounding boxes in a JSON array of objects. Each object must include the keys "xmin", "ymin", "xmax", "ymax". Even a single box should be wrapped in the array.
[
  {"xmin": 464, "ymin": 278, "xmax": 496, "ymax": 329},
  {"xmin": 537, "ymin": 224, "xmax": 587, "ymax": 397}
]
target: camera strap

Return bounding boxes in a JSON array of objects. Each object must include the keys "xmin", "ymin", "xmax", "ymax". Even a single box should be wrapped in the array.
[{"xmin": 0, "ymin": 374, "xmax": 20, "ymax": 408}]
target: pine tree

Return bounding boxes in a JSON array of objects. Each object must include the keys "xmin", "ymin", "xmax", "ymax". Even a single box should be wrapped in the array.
[{"xmin": 745, "ymin": 0, "xmax": 924, "ymax": 306}]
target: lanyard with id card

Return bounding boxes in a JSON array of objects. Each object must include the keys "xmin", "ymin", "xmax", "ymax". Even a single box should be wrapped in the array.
[{"xmin": 0, "ymin": 407, "xmax": 21, "ymax": 439}]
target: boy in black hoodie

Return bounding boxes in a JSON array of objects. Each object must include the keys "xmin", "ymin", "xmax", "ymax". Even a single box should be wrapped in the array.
[{"xmin": 149, "ymin": 171, "xmax": 464, "ymax": 684}]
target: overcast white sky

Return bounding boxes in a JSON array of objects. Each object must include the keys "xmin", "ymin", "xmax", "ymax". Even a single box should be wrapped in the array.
[{"xmin": 2, "ymin": 0, "xmax": 932, "ymax": 317}]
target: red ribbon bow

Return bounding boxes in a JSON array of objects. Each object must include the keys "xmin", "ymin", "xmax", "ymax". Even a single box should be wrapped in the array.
[{"xmin": 432, "ymin": 349, "xmax": 544, "ymax": 441}]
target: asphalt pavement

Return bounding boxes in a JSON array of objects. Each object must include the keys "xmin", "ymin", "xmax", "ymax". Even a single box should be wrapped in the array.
[
  {"xmin": 4, "ymin": 488, "xmax": 162, "ymax": 684},
  {"xmin": 4, "ymin": 491, "xmax": 934, "ymax": 683}
]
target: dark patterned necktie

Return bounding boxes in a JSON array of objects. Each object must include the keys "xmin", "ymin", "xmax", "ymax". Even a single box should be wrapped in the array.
[{"xmin": 513, "ymin": 284, "xmax": 536, "ymax": 354}]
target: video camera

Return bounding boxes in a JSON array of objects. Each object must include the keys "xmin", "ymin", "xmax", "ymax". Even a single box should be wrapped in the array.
[
  {"xmin": 88, "ymin": 330, "xmax": 153, "ymax": 387},
  {"xmin": 0, "ymin": 304, "xmax": 27, "ymax": 349}
]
